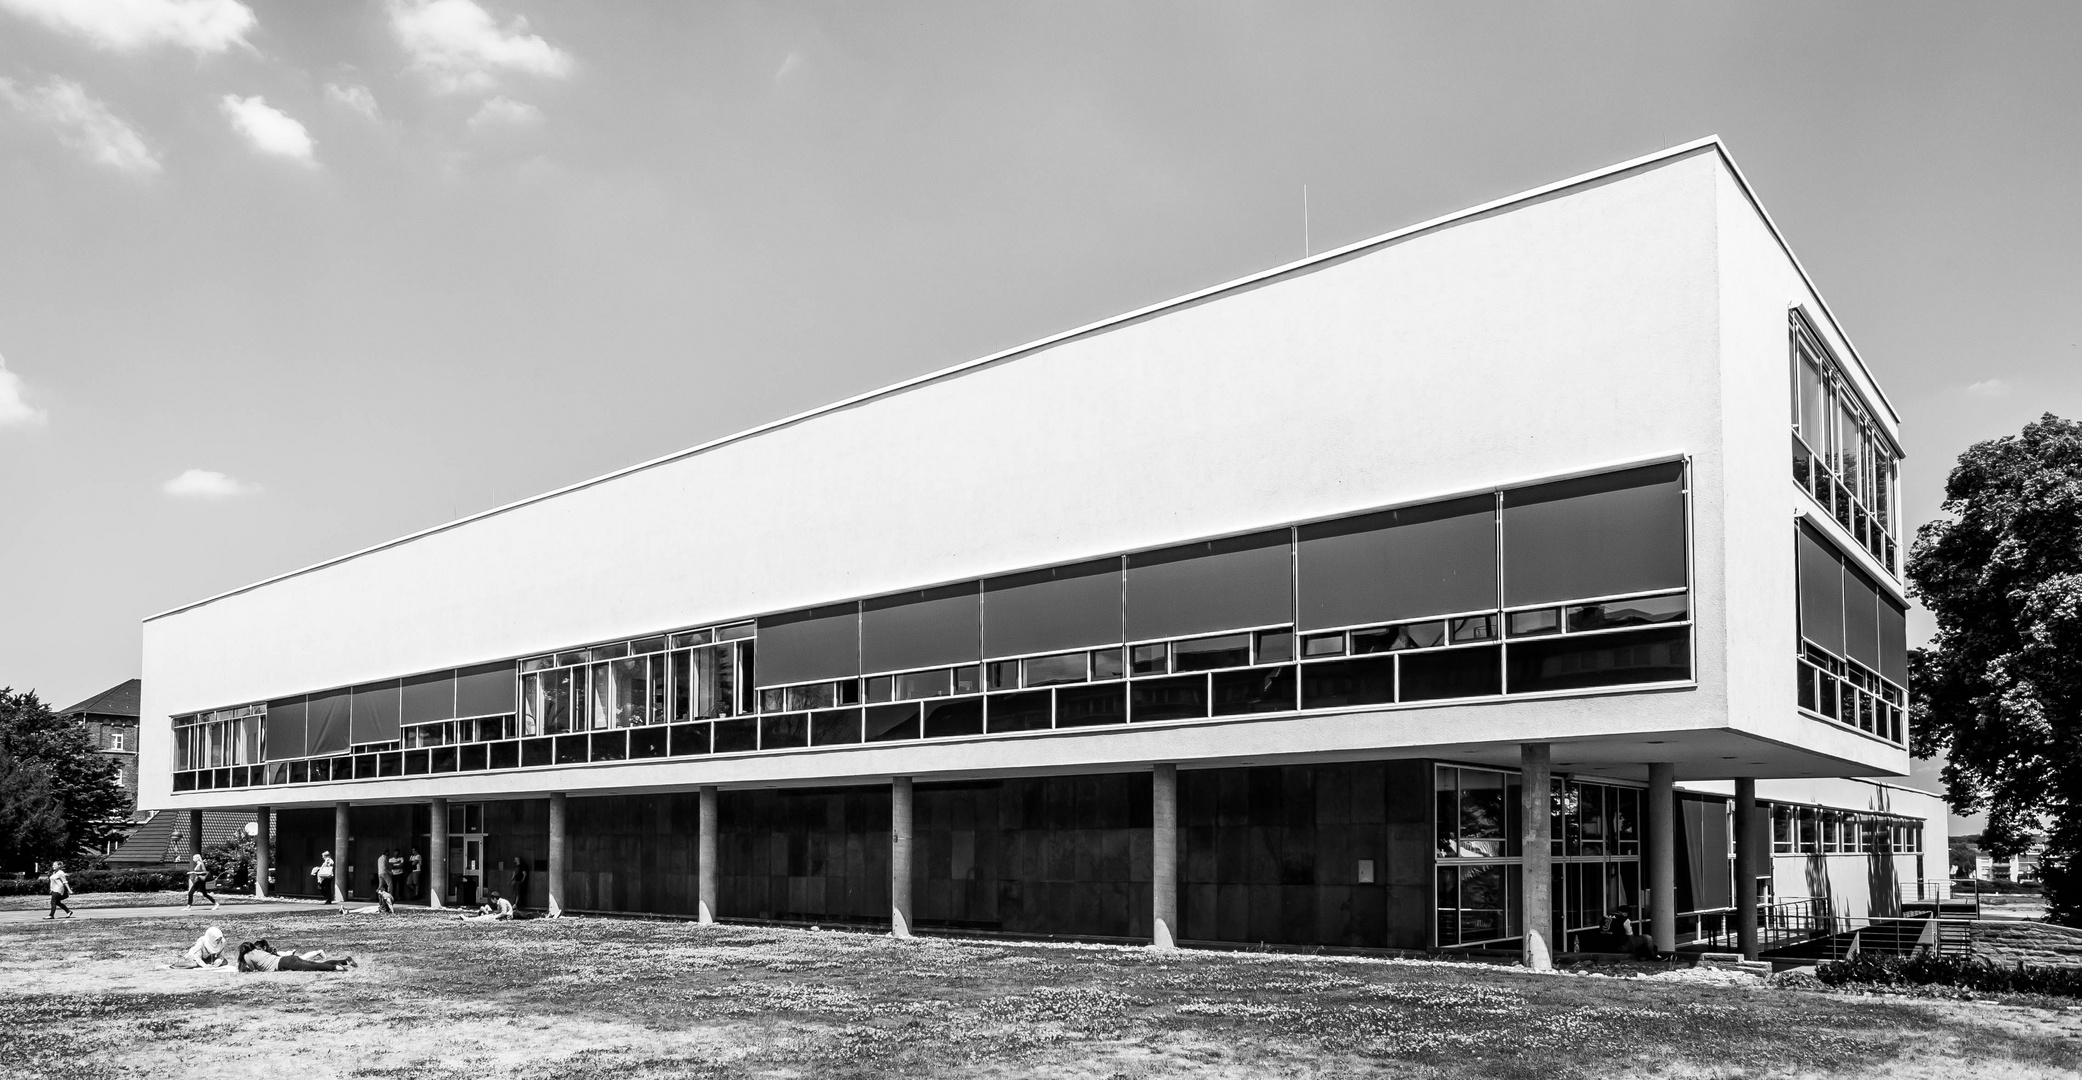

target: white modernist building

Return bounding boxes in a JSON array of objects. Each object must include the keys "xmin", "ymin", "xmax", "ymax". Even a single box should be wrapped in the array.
[{"xmin": 142, "ymin": 138, "xmax": 1942, "ymax": 960}]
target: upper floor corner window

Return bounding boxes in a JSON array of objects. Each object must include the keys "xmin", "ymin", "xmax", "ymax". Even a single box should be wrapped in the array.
[
  {"xmin": 1789, "ymin": 312, "xmax": 1898, "ymax": 575},
  {"xmin": 110, "ymin": 733, "xmax": 124, "ymax": 751}
]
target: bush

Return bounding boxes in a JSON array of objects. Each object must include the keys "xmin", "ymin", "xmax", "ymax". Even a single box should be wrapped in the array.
[
  {"xmin": 0, "ymin": 868, "xmax": 187, "ymax": 896},
  {"xmin": 1818, "ymin": 952, "xmax": 2082, "ymax": 998}
]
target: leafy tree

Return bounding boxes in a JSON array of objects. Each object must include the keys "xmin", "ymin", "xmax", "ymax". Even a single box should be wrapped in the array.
[
  {"xmin": 1909, "ymin": 413, "xmax": 2082, "ymax": 924},
  {"xmin": 0, "ymin": 688, "xmax": 131, "ymax": 865},
  {"xmin": 1948, "ymin": 834, "xmax": 1981, "ymax": 879},
  {"xmin": 203, "ymin": 832, "xmax": 255, "ymax": 893},
  {"xmin": 0, "ymin": 747, "xmax": 67, "ymax": 872}
]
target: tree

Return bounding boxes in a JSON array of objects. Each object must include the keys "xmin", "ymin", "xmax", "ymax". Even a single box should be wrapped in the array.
[
  {"xmin": 0, "ymin": 747, "xmax": 67, "ymax": 872},
  {"xmin": 203, "ymin": 832, "xmax": 255, "ymax": 893},
  {"xmin": 0, "ymin": 688, "xmax": 131, "ymax": 865},
  {"xmin": 1908, "ymin": 413, "xmax": 2082, "ymax": 924},
  {"xmin": 1949, "ymin": 833, "xmax": 1981, "ymax": 879}
]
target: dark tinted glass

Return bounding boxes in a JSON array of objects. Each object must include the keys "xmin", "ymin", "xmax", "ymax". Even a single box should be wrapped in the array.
[
  {"xmin": 1212, "ymin": 665, "xmax": 1296, "ymax": 715},
  {"xmin": 812, "ymin": 709, "xmax": 863, "ymax": 745},
  {"xmin": 629, "ymin": 727, "xmax": 669, "ymax": 758},
  {"xmin": 1022, "ymin": 652, "xmax": 1087, "ymax": 686},
  {"xmin": 348, "ymin": 682, "xmax": 401, "ymax": 746},
  {"xmin": 401, "ymin": 671, "xmax": 456, "ymax": 723},
  {"xmin": 862, "ymin": 582, "xmax": 981, "ymax": 673},
  {"xmin": 1127, "ymin": 531, "xmax": 1291, "ymax": 641},
  {"xmin": 1507, "ymin": 627, "xmax": 1691, "ymax": 693},
  {"xmin": 1131, "ymin": 675, "xmax": 1208, "ymax": 722},
  {"xmin": 1303, "ymin": 633, "xmax": 1346, "ymax": 657},
  {"xmin": 522, "ymin": 738, "xmax": 553, "ymax": 768},
  {"xmin": 1501, "ymin": 463, "xmax": 1686, "ymax": 606},
  {"xmin": 1508, "ymin": 610, "xmax": 1560, "ymax": 637},
  {"xmin": 865, "ymin": 676, "xmax": 893, "ymax": 703},
  {"xmin": 1300, "ymin": 656, "xmax": 1395, "ymax": 709},
  {"xmin": 459, "ymin": 743, "xmax": 488, "ymax": 770},
  {"xmin": 1091, "ymin": 648, "xmax": 1125, "ymax": 680},
  {"xmin": 896, "ymin": 669, "xmax": 951, "ymax": 700},
  {"xmin": 455, "ymin": 662, "xmax": 516, "ymax": 718},
  {"xmin": 712, "ymin": 717, "xmax": 758, "ymax": 753},
  {"xmin": 1797, "ymin": 524, "xmax": 1846, "ymax": 655},
  {"xmin": 921, "ymin": 697, "xmax": 983, "ymax": 738},
  {"xmin": 1298, "ymin": 495, "xmax": 1498, "ymax": 629},
  {"xmin": 1131, "ymin": 644, "xmax": 1167, "ymax": 675},
  {"xmin": 761, "ymin": 713, "xmax": 808, "ymax": 749},
  {"xmin": 553, "ymin": 736, "xmax": 586, "ymax": 765},
  {"xmin": 1255, "ymin": 629, "xmax": 1294, "ymax": 663},
  {"xmin": 953, "ymin": 665, "xmax": 982, "ymax": 694},
  {"xmin": 757, "ymin": 604, "xmax": 861, "ymax": 685},
  {"xmin": 1400, "ymin": 646, "xmax": 1502, "ymax": 701},
  {"xmin": 590, "ymin": 731, "xmax": 627, "ymax": 761},
  {"xmin": 1878, "ymin": 599, "xmax": 1908, "ymax": 686},
  {"xmin": 1172, "ymin": 633, "xmax": 1251, "ymax": 672},
  {"xmin": 984, "ymin": 558, "xmax": 1122, "ymax": 657},
  {"xmin": 263, "ymin": 697, "xmax": 306, "ymax": 761},
  {"xmin": 1844, "ymin": 566, "xmax": 1881, "ymax": 670},
  {"xmin": 1057, "ymin": 683, "xmax": 1127, "ymax": 727},
  {"xmin": 1568, "ymin": 593, "xmax": 1688, "ymax": 632},
  {"xmin": 787, "ymin": 682, "xmax": 838, "ymax": 711},
  {"xmin": 669, "ymin": 722, "xmax": 710, "ymax": 756},
  {"xmin": 865, "ymin": 703, "xmax": 922, "ymax": 742},
  {"xmin": 987, "ymin": 690, "xmax": 1052, "ymax": 732},
  {"xmin": 1450, "ymin": 615, "xmax": 1496, "ymax": 643}
]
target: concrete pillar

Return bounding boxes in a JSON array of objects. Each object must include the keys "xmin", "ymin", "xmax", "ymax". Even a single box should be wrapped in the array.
[
  {"xmin": 332, "ymin": 802, "xmax": 349, "ymax": 904},
  {"xmin": 253, "ymin": 806, "xmax": 270, "ymax": 898},
  {"xmin": 547, "ymin": 792, "xmax": 568, "ymax": 918},
  {"xmin": 428, "ymin": 798, "xmax": 448, "ymax": 909},
  {"xmin": 187, "ymin": 808, "xmax": 204, "ymax": 858},
  {"xmin": 1647, "ymin": 764, "xmax": 1676, "ymax": 956},
  {"xmin": 891, "ymin": 776, "xmax": 914, "ymax": 938},
  {"xmin": 698, "ymin": 786, "xmax": 718, "ymax": 925},
  {"xmin": 1735, "ymin": 777, "xmax": 1760, "ymax": 960},
  {"xmin": 1151, "ymin": 764, "xmax": 1178, "ymax": 949},
  {"xmin": 1520, "ymin": 743, "xmax": 1553, "ymax": 970}
]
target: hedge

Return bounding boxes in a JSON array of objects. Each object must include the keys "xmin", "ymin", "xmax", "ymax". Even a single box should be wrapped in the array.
[
  {"xmin": 1818, "ymin": 952, "xmax": 2082, "ymax": 998},
  {"xmin": 0, "ymin": 869, "xmax": 189, "ymax": 896}
]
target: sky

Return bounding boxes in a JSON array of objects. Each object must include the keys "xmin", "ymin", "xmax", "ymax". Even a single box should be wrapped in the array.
[{"xmin": 2, "ymin": 2, "xmax": 2078, "ymax": 831}]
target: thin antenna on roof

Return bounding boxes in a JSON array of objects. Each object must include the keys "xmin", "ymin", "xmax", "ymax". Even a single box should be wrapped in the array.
[{"xmin": 1302, "ymin": 185, "xmax": 1310, "ymax": 256}]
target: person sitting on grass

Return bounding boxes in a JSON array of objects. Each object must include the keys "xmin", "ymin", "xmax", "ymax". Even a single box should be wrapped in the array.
[
  {"xmin": 236, "ymin": 939, "xmax": 357, "ymax": 972},
  {"xmin": 457, "ymin": 890, "xmax": 515, "ymax": 922},
  {"xmin": 174, "ymin": 926, "xmax": 230, "ymax": 968}
]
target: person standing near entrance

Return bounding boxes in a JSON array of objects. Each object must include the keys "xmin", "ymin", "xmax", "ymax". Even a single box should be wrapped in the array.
[
  {"xmin": 510, "ymin": 857, "xmax": 530, "ymax": 912},
  {"xmin": 406, "ymin": 848, "xmax": 422, "ymax": 901},
  {"xmin": 315, "ymin": 851, "xmax": 335, "ymax": 903},
  {"xmin": 46, "ymin": 861, "xmax": 73, "ymax": 920},
  {"xmin": 388, "ymin": 850, "xmax": 407, "ymax": 901},
  {"xmin": 185, "ymin": 852, "xmax": 219, "ymax": 909}
]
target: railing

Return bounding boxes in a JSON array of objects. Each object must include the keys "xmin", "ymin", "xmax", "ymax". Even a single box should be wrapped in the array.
[{"xmin": 1692, "ymin": 893, "xmax": 1980, "ymax": 962}]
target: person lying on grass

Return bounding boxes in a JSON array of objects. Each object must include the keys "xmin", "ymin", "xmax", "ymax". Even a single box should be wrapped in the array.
[
  {"xmin": 236, "ymin": 939, "xmax": 357, "ymax": 972},
  {"xmin": 457, "ymin": 891, "xmax": 515, "ymax": 922},
  {"xmin": 172, "ymin": 927, "xmax": 230, "ymax": 968}
]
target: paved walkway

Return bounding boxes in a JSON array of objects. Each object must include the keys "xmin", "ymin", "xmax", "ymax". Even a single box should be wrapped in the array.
[{"xmin": 0, "ymin": 901, "xmax": 327, "ymax": 927}]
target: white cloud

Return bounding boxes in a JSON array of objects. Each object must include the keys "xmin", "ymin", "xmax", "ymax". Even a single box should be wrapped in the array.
[
  {"xmin": 0, "ymin": 0, "xmax": 255, "ymax": 54},
  {"xmin": 774, "ymin": 51, "xmax": 802, "ymax": 81},
  {"xmin": 219, "ymin": 94, "xmax": 314, "ymax": 163},
  {"xmin": 0, "ymin": 353, "xmax": 47, "ymax": 428},
  {"xmin": 162, "ymin": 468, "xmax": 260, "ymax": 497},
  {"xmin": 1967, "ymin": 378, "xmax": 2008, "ymax": 398},
  {"xmin": 324, "ymin": 82, "xmax": 381, "ymax": 121},
  {"xmin": 389, "ymin": 0, "xmax": 573, "ymax": 94},
  {"xmin": 467, "ymin": 95, "xmax": 540, "ymax": 129},
  {"xmin": 0, "ymin": 77, "xmax": 160, "ymax": 175}
]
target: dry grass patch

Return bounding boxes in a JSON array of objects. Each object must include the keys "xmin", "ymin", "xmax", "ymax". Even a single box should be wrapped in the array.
[{"xmin": 2, "ymin": 910, "xmax": 2079, "ymax": 1078}]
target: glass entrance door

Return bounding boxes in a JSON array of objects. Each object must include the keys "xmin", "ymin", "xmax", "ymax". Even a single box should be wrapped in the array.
[{"xmin": 448, "ymin": 802, "xmax": 486, "ymax": 906}]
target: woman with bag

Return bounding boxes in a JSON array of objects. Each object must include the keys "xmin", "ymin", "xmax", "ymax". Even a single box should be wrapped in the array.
[{"xmin": 314, "ymin": 851, "xmax": 335, "ymax": 904}]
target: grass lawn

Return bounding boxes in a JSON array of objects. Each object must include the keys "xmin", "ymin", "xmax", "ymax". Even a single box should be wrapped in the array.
[{"xmin": 3, "ymin": 910, "xmax": 2079, "ymax": 1079}]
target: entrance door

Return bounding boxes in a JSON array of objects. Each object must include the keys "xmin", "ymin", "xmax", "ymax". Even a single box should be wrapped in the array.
[{"xmin": 448, "ymin": 802, "xmax": 486, "ymax": 906}]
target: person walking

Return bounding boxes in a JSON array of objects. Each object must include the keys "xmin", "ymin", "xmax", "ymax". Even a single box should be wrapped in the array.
[
  {"xmin": 46, "ymin": 861, "xmax": 74, "ymax": 920},
  {"xmin": 315, "ymin": 851, "xmax": 335, "ymax": 903},
  {"xmin": 185, "ymin": 852, "xmax": 219, "ymax": 909}
]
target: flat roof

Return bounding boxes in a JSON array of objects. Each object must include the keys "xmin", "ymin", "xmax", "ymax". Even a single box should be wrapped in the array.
[{"xmin": 148, "ymin": 135, "xmax": 1892, "ymax": 623}]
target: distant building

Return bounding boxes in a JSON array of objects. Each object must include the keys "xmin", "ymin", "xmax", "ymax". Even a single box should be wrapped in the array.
[
  {"xmin": 58, "ymin": 678, "xmax": 140, "ymax": 803},
  {"xmin": 1975, "ymin": 843, "xmax": 2043, "ymax": 883}
]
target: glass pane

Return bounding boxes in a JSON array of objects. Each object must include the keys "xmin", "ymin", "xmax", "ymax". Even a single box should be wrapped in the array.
[
  {"xmin": 1436, "ymin": 865, "xmax": 1459, "ymax": 946},
  {"xmin": 1210, "ymin": 665, "xmax": 1296, "ymax": 715},
  {"xmin": 864, "ymin": 703, "xmax": 921, "ymax": 742},
  {"xmin": 760, "ymin": 688, "xmax": 785, "ymax": 713},
  {"xmin": 953, "ymin": 665, "xmax": 982, "ymax": 694},
  {"xmin": 1023, "ymin": 652, "xmax": 1087, "ymax": 687},
  {"xmin": 1130, "ymin": 643, "xmax": 1168, "ymax": 675},
  {"xmin": 1435, "ymin": 767, "xmax": 1457, "ymax": 857},
  {"xmin": 1797, "ymin": 524, "xmax": 1846, "ymax": 655},
  {"xmin": 670, "ymin": 651, "xmax": 691, "ymax": 723},
  {"xmin": 543, "ymin": 671, "xmax": 571, "ymax": 735},
  {"xmin": 987, "ymin": 660, "xmax": 1018, "ymax": 690},
  {"xmin": 1303, "ymin": 632, "xmax": 1346, "ymax": 657},
  {"xmin": 983, "ymin": 558, "xmax": 1122, "ymax": 658},
  {"xmin": 1400, "ymin": 646, "xmax": 1502, "ymax": 701},
  {"xmin": 756, "ymin": 603, "xmax": 861, "ymax": 685},
  {"xmin": 987, "ymin": 690, "xmax": 1052, "ymax": 732},
  {"xmin": 612, "ymin": 657, "xmax": 647, "ymax": 727},
  {"xmin": 589, "ymin": 663, "xmax": 613, "ymax": 730},
  {"xmin": 1126, "ymin": 531, "xmax": 1291, "ymax": 641},
  {"xmin": 1460, "ymin": 865, "xmax": 1505, "ymax": 942},
  {"xmin": 863, "ymin": 582, "xmax": 981, "ymax": 673},
  {"xmin": 1056, "ymin": 683, "xmax": 1127, "ymax": 727},
  {"xmin": 895, "ymin": 669, "xmax": 952, "ymax": 700},
  {"xmin": 1502, "ymin": 463, "xmax": 1687, "ymax": 607},
  {"xmin": 1254, "ymin": 629, "xmax": 1294, "ymax": 664},
  {"xmin": 865, "ymin": 675, "xmax": 894, "ymax": 703},
  {"xmin": 1458, "ymin": 771, "xmax": 1506, "ymax": 857},
  {"xmin": 1300, "ymin": 655, "xmax": 1394, "ymax": 710},
  {"xmin": 1843, "ymin": 566, "xmax": 1881, "ymax": 671},
  {"xmin": 671, "ymin": 628, "xmax": 713, "ymax": 648},
  {"xmin": 920, "ymin": 697, "xmax": 983, "ymax": 739},
  {"xmin": 1507, "ymin": 609, "xmax": 1560, "ymax": 637},
  {"xmin": 1567, "ymin": 593, "xmax": 1688, "ymax": 631},
  {"xmin": 1449, "ymin": 615, "xmax": 1496, "ymax": 643},
  {"xmin": 786, "ymin": 682, "xmax": 838, "ymax": 711},
  {"xmin": 1130, "ymin": 674, "xmax": 1207, "ymax": 722},
  {"xmin": 1878, "ymin": 599, "xmax": 1907, "ymax": 686},
  {"xmin": 1172, "ymin": 633, "xmax": 1251, "ymax": 672},
  {"xmin": 1354, "ymin": 621, "xmax": 1444, "ymax": 653},
  {"xmin": 1298, "ymin": 495, "xmax": 1498, "ymax": 630},
  {"xmin": 1507, "ymin": 627, "xmax": 1691, "ymax": 693},
  {"xmin": 1091, "ymin": 648, "xmax": 1125, "ymax": 680}
]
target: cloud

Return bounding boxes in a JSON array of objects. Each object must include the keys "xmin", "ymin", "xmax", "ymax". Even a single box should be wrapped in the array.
[
  {"xmin": 389, "ymin": 0, "xmax": 573, "ymax": 94},
  {"xmin": 1966, "ymin": 378, "xmax": 2008, "ymax": 398},
  {"xmin": 220, "ymin": 94, "xmax": 314, "ymax": 163},
  {"xmin": 0, "ymin": 0, "xmax": 255, "ymax": 54},
  {"xmin": 774, "ymin": 51, "xmax": 802, "ymax": 81},
  {"xmin": 467, "ymin": 95, "xmax": 540, "ymax": 129},
  {"xmin": 324, "ymin": 82, "xmax": 380, "ymax": 121},
  {"xmin": 0, "ymin": 353, "xmax": 47, "ymax": 428},
  {"xmin": 162, "ymin": 468, "xmax": 260, "ymax": 497},
  {"xmin": 0, "ymin": 76, "xmax": 160, "ymax": 175}
]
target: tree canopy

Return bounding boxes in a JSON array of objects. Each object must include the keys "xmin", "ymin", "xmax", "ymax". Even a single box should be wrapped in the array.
[
  {"xmin": 0, "ymin": 688, "xmax": 131, "ymax": 870},
  {"xmin": 1909, "ymin": 413, "xmax": 2082, "ymax": 923}
]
